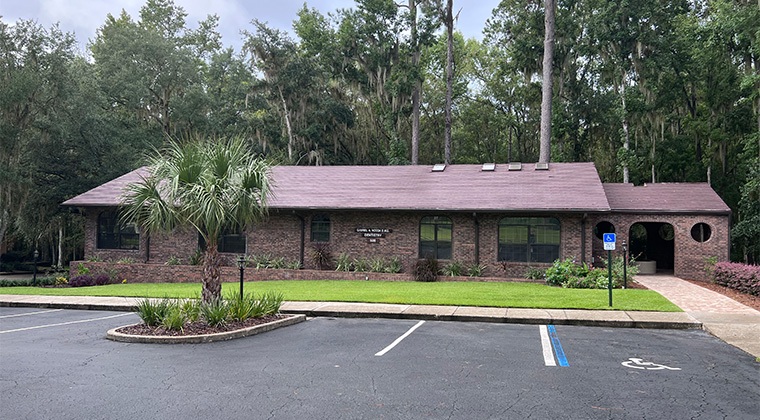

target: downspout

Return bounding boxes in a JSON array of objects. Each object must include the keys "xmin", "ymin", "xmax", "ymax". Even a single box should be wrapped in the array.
[
  {"xmin": 580, "ymin": 213, "xmax": 587, "ymax": 264},
  {"xmin": 473, "ymin": 213, "xmax": 480, "ymax": 265},
  {"xmin": 145, "ymin": 234, "xmax": 151, "ymax": 263},
  {"xmin": 295, "ymin": 213, "xmax": 305, "ymax": 268}
]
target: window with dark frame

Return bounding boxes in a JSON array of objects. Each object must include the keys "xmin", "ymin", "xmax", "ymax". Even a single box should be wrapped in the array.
[
  {"xmin": 498, "ymin": 217, "xmax": 560, "ymax": 263},
  {"xmin": 311, "ymin": 214, "xmax": 331, "ymax": 242},
  {"xmin": 419, "ymin": 216, "xmax": 452, "ymax": 259},
  {"xmin": 691, "ymin": 223, "xmax": 712, "ymax": 243},
  {"xmin": 198, "ymin": 228, "xmax": 246, "ymax": 254},
  {"xmin": 97, "ymin": 211, "xmax": 139, "ymax": 250}
]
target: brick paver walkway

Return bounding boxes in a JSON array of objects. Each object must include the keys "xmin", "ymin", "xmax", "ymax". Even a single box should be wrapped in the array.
[{"xmin": 634, "ymin": 274, "xmax": 760, "ymax": 314}]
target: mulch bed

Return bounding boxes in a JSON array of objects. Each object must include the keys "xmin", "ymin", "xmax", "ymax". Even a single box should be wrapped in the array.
[
  {"xmin": 116, "ymin": 314, "xmax": 287, "ymax": 337},
  {"xmin": 681, "ymin": 279, "xmax": 760, "ymax": 312}
]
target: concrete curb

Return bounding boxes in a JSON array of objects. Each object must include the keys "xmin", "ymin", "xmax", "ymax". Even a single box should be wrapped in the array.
[
  {"xmin": 106, "ymin": 314, "xmax": 306, "ymax": 344},
  {"xmin": 0, "ymin": 295, "xmax": 702, "ymax": 330},
  {"xmin": 279, "ymin": 308, "xmax": 702, "ymax": 330}
]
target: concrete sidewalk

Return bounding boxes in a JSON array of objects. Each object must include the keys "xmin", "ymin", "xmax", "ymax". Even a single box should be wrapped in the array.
[
  {"xmin": 3, "ymin": 274, "xmax": 758, "ymax": 358},
  {"xmin": 635, "ymin": 275, "xmax": 760, "ymax": 358},
  {"xmin": 0, "ymin": 293, "xmax": 700, "ymax": 330}
]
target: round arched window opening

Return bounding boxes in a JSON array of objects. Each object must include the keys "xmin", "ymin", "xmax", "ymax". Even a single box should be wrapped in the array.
[
  {"xmin": 594, "ymin": 221, "xmax": 615, "ymax": 240},
  {"xmin": 659, "ymin": 224, "xmax": 674, "ymax": 241},
  {"xmin": 691, "ymin": 223, "xmax": 712, "ymax": 243}
]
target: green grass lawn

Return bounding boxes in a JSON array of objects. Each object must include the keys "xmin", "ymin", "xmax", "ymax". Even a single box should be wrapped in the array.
[{"xmin": 0, "ymin": 280, "xmax": 681, "ymax": 312}]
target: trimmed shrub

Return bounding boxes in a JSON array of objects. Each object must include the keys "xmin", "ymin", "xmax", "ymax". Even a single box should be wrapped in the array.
[
  {"xmin": 546, "ymin": 258, "xmax": 634, "ymax": 289},
  {"xmin": 713, "ymin": 262, "xmax": 760, "ymax": 297},
  {"xmin": 413, "ymin": 257, "xmax": 439, "ymax": 282},
  {"xmin": 94, "ymin": 274, "xmax": 111, "ymax": 286},
  {"xmin": 545, "ymin": 259, "xmax": 588, "ymax": 286},
  {"xmin": 69, "ymin": 275, "xmax": 95, "ymax": 287}
]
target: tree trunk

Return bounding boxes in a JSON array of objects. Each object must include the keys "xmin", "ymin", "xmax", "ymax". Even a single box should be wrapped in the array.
[
  {"xmin": 279, "ymin": 87, "xmax": 295, "ymax": 162},
  {"xmin": 539, "ymin": 0, "xmax": 556, "ymax": 164},
  {"xmin": 57, "ymin": 224, "xmax": 63, "ymax": 269},
  {"xmin": 202, "ymin": 245, "xmax": 222, "ymax": 303},
  {"xmin": 444, "ymin": 0, "xmax": 454, "ymax": 164},
  {"xmin": 620, "ymin": 72, "xmax": 630, "ymax": 184},
  {"xmin": 410, "ymin": 0, "xmax": 421, "ymax": 165}
]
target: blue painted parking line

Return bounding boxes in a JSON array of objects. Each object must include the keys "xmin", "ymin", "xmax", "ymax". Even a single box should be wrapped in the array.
[{"xmin": 547, "ymin": 325, "xmax": 569, "ymax": 366}]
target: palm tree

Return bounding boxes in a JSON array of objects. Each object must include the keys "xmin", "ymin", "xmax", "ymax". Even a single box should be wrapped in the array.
[{"xmin": 121, "ymin": 136, "xmax": 271, "ymax": 302}]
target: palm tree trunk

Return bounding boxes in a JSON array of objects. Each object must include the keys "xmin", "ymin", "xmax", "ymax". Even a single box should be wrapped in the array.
[{"xmin": 202, "ymin": 246, "xmax": 222, "ymax": 303}]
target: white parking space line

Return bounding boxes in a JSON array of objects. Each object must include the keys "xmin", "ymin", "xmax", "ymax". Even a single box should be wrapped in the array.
[
  {"xmin": 375, "ymin": 320, "xmax": 425, "ymax": 356},
  {"xmin": 539, "ymin": 325, "xmax": 556, "ymax": 366},
  {"xmin": 0, "ymin": 309, "xmax": 63, "ymax": 319},
  {"xmin": 0, "ymin": 313, "xmax": 135, "ymax": 334}
]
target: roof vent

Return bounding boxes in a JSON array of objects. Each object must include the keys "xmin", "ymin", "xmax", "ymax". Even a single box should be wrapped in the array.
[
  {"xmin": 481, "ymin": 163, "xmax": 495, "ymax": 171},
  {"xmin": 507, "ymin": 162, "xmax": 522, "ymax": 171},
  {"xmin": 535, "ymin": 162, "xmax": 549, "ymax": 170},
  {"xmin": 432, "ymin": 164, "xmax": 446, "ymax": 172}
]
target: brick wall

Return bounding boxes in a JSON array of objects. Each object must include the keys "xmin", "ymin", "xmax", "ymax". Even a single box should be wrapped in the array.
[
  {"xmin": 81, "ymin": 207, "xmax": 728, "ymax": 282},
  {"xmin": 69, "ymin": 261, "xmax": 543, "ymax": 284},
  {"xmin": 587, "ymin": 213, "xmax": 729, "ymax": 281}
]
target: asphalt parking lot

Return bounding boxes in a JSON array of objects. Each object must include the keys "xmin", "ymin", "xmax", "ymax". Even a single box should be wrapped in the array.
[{"xmin": 1, "ymin": 308, "xmax": 758, "ymax": 419}]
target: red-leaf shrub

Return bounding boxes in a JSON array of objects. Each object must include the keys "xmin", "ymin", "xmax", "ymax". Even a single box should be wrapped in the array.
[
  {"xmin": 712, "ymin": 262, "xmax": 760, "ymax": 297},
  {"xmin": 94, "ymin": 275, "xmax": 111, "ymax": 286},
  {"xmin": 69, "ymin": 275, "xmax": 95, "ymax": 287}
]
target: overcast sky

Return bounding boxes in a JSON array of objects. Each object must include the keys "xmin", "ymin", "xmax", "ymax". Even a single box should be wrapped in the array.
[{"xmin": 1, "ymin": 0, "xmax": 500, "ymax": 54}]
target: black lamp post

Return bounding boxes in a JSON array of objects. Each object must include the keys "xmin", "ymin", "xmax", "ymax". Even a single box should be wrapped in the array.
[
  {"xmin": 621, "ymin": 240, "xmax": 628, "ymax": 289},
  {"xmin": 236, "ymin": 255, "xmax": 246, "ymax": 299},
  {"xmin": 32, "ymin": 249, "xmax": 39, "ymax": 285}
]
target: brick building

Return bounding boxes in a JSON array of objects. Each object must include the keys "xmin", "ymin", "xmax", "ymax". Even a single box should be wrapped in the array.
[{"xmin": 63, "ymin": 163, "xmax": 730, "ymax": 281}]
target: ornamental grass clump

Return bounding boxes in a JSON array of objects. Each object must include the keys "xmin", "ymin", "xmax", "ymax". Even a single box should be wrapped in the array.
[
  {"xmin": 200, "ymin": 298, "xmax": 229, "ymax": 328},
  {"xmin": 161, "ymin": 307, "xmax": 187, "ymax": 332},
  {"xmin": 226, "ymin": 292, "xmax": 256, "ymax": 322},
  {"xmin": 413, "ymin": 257, "xmax": 439, "ymax": 282},
  {"xmin": 251, "ymin": 291, "xmax": 284, "ymax": 317},
  {"xmin": 132, "ymin": 292, "xmax": 284, "ymax": 334},
  {"xmin": 136, "ymin": 298, "xmax": 173, "ymax": 327}
]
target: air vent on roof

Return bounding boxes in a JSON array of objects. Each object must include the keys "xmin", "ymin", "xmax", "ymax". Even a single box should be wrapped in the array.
[
  {"xmin": 535, "ymin": 162, "xmax": 549, "ymax": 170},
  {"xmin": 432, "ymin": 164, "xmax": 446, "ymax": 172},
  {"xmin": 481, "ymin": 163, "xmax": 495, "ymax": 171},
  {"xmin": 508, "ymin": 162, "xmax": 522, "ymax": 171}
]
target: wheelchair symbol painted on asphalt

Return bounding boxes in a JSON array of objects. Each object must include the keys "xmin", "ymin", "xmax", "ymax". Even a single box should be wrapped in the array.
[{"xmin": 622, "ymin": 358, "xmax": 681, "ymax": 371}]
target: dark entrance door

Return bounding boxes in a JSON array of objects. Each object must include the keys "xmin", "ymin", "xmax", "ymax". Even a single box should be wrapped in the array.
[{"xmin": 629, "ymin": 222, "xmax": 675, "ymax": 271}]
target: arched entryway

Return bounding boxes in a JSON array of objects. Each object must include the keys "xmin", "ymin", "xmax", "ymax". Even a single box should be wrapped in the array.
[{"xmin": 629, "ymin": 222, "xmax": 674, "ymax": 272}]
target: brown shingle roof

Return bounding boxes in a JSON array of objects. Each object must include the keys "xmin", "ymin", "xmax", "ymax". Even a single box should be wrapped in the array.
[
  {"xmin": 63, "ymin": 163, "xmax": 611, "ymax": 212},
  {"xmin": 62, "ymin": 167, "xmax": 151, "ymax": 207},
  {"xmin": 603, "ymin": 183, "xmax": 731, "ymax": 214},
  {"xmin": 267, "ymin": 163, "xmax": 609, "ymax": 212}
]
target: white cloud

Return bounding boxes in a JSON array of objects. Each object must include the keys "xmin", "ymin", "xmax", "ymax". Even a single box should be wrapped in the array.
[{"xmin": 1, "ymin": 0, "xmax": 498, "ymax": 53}]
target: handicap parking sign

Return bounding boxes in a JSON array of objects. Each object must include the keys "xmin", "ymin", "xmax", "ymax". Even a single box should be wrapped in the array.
[{"xmin": 603, "ymin": 233, "xmax": 616, "ymax": 250}]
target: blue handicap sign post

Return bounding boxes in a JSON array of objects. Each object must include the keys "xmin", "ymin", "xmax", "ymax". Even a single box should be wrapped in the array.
[{"xmin": 602, "ymin": 233, "xmax": 616, "ymax": 306}]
